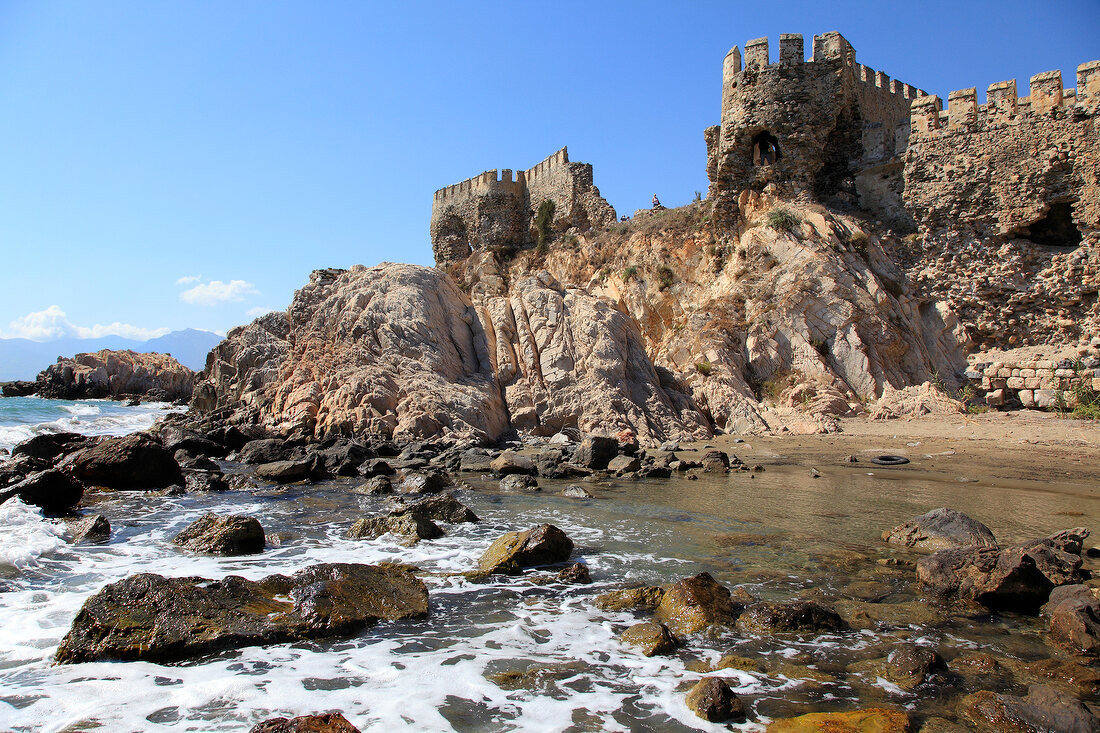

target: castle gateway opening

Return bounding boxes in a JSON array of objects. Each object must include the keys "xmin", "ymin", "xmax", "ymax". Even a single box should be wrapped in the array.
[{"xmin": 752, "ymin": 132, "xmax": 780, "ymax": 166}]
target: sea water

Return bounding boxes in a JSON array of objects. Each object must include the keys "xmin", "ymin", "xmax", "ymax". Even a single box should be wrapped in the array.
[
  {"xmin": 0, "ymin": 396, "xmax": 181, "ymax": 456},
  {"xmin": 0, "ymin": 409, "xmax": 1098, "ymax": 731}
]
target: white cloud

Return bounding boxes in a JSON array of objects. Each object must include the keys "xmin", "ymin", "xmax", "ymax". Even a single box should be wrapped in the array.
[
  {"xmin": 174, "ymin": 274, "xmax": 201, "ymax": 286},
  {"xmin": 3, "ymin": 305, "xmax": 169, "ymax": 342},
  {"xmin": 179, "ymin": 279, "xmax": 259, "ymax": 306},
  {"xmin": 246, "ymin": 306, "xmax": 277, "ymax": 318}
]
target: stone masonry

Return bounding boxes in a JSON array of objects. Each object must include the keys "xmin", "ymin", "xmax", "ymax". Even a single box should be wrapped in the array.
[
  {"xmin": 430, "ymin": 147, "xmax": 616, "ymax": 265},
  {"xmin": 966, "ymin": 355, "xmax": 1100, "ymax": 409}
]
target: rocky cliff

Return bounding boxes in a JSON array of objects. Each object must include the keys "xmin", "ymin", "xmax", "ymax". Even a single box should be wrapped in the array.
[{"xmin": 37, "ymin": 349, "xmax": 196, "ymax": 401}]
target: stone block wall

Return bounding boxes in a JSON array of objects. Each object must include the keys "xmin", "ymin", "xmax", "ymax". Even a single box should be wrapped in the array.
[{"xmin": 966, "ymin": 356, "xmax": 1100, "ymax": 409}]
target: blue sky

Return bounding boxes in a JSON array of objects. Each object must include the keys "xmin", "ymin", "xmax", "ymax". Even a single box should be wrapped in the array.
[{"xmin": 1, "ymin": 1, "xmax": 1098, "ymax": 340}]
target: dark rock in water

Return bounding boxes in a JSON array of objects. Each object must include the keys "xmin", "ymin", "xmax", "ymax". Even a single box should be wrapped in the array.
[
  {"xmin": 173, "ymin": 513, "xmax": 265, "ymax": 555},
  {"xmin": 55, "ymin": 562, "xmax": 429, "ymax": 663},
  {"xmin": 736, "ymin": 599, "xmax": 845, "ymax": 635},
  {"xmin": 685, "ymin": 678, "xmax": 744, "ymax": 723},
  {"xmin": 1042, "ymin": 584, "xmax": 1100, "ymax": 656},
  {"xmin": 490, "ymin": 451, "xmax": 537, "ymax": 475},
  {"xmin": 0, "ymin": 469, "xmax": 84, "ymax": 515},
  {"xmin": 65, "ymin": 433, "xmax": 181, "ymax": 489},
  {"xmin": 478, "ymin": 524, "xmax": 573, "ymax": 575},
  {"xmin": 357, "ymin": 458, "xmax": 395, "ymax": 478},
  {"xmin": 561, "ymin": 485, "xmax": 593, "ymax": 499},
  {"xmin": 917, "ymin": 530, "xmax": 1087, "ymax": 612},
  {"xmin": 310, "ymin": 439, "xmax": 371, "ymax": 477},
  {"xmin": 0, "ymin": 380, "xmax": 37, "ymax": 397},
  {"xmin": 12, "ymin": 432, "xmax": 96, "ymax": 461},
  {"xmin": 66, "ymin": 514, "xmax": 111, "ymax": 543},
  {"xmin": 700, "ymin": 450, "xmax": 730, "ymax": 472},
  {"xmin": 500, "ymin": 474, "xmax": 539, "ymax": 492},
  {"xmin": 0, "ymin": 454, "xmax": 50, "ymax": 489},
  {"xmin": 183, "ymin": 470, "xmax": 230, "ymax": 493},
  {"xmin": 882, "ymin": 507, "xmax": 998, "ymax": 552},
  {"xmin": 238, "ymin": 438, "xmax": 294, "ymax": 465},
  {"xmin": 458, "ymin": 449, "xmax": 494, "ymax": 473},
  {"xmin": 254, "ymin": 457, "xmax": 315, "ymax": 483},
  {"xmin": 346, "ymin": 514, "xmax": 443, "ymax": 546},
  {"xmin": 355, "ymin": 476, "xmax": 393, "ymax": 495},
  {"xmin": 595, "ymin": 586, "xmax": 666, "ymax": 612},
  {"xmin": 620, "ymin": 621, "xmax": 679, "ymax": 657},
  {"xmin": 397, "ymin": 469, "xmax": 449, "ymax": 494},
  {"xmin": 958, "ymin": 684, "xmax": 1099, "ymax": 733},
  {"xmin": 160, "ymin": 427, "xmax": 228, "ymax": 458},
  {"xmin": 606, "ymin": 455, "xmax": 641, "ymax": 474},
  {"xmin": 655, "ymin": 572, "xmax": 742, "ymax": 634},
  {"xmin": 176, "ymin": 452, "xmax": 221, "ymax": 472},
  {"xmin": 251, "ymin": 713, "xmax": 361, "ymax": 732},
  {"xmin": 1044, "ymin": 527, "xmax": 1091, "ymax": 556},
  {"xmin": 573, "ymin": 435, "xmax": 618, "ymax": 470},
  {"xmin": 849, "ymin": 645, "xmax": 945, "ymax": 691},
  {"xmin": 557, "ymin": 562, "xmax": 591, "ymax": 584},
  {"xmin": 390, "ymin": 492, "xmax": 478, "ymax": 524}
]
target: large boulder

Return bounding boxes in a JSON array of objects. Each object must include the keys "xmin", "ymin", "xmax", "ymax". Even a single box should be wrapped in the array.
[
  {"xmin": 173, "ymin": 513, "xmax": 265, "ymax": 555},
  {"xmin": 1042, "ymin": 585, "xmax": 1100, "ymax": 656},
  {"xmin": 478, "ymin": 524, "xmax": 573, "ymax": 575},
  {"xmin": 65, "ymin": 433, "xmax": 181, "ymax": 489},
  {"xmin": 490, "ymin": 451, "xmax": 537, "ymax": 475},
  {"xmin": 12, "ymin": 432, "xmax": 97, "ymax": 461},
  {"xmin": 55, "ymin": 563, "xmax": 428, "ymax": 663},
  {"xmin": 654, "ymin": 572, "xmax": 742, "ymax": 634},
  {"xmin": 0, "ymin": 469, "xmax": 84, "ymax": 515},
  {"xmin": 685, "ymin": 678, "xmax": 745, "ymax": 723},
  {"xmin": 572, "ymin": 435, "xmax": 618, "ymax": 470},
  {"xmin": 389, "ymin": 492, "xmax": 478, "ymax": 524},
  {"xmin": 346, "ymin": 514, "xmax": 443, "ymax": 546},
  {"xmin": 737, "ymin": 600, "xmax": 846, "ymax": 636},
  {"xmin": 620, "ymin": 621, "xmax": 678, "ymax": 656},
  {"xmin": 883, "ymin": 508, "xmax": 998, "ymax": 552},
  {"xmin": 958, "ymin": 684, "xmax": 1099, "ymax": 733},
  {"xmin": 254, "ymin": 457, "xmax": 315, "ymax": 483},
  {"xmin": 238, "ymin": 438, "xmax": 295, "ymax": 464},
  {"xmin": 917, "ymin": 531, "xmax": 1087, "ymax": 612}
]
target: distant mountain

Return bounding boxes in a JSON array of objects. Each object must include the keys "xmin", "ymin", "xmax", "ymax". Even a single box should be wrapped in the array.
[{"xmin": 0, "ymin": 328, "xmax": 223, "ymax": 381}]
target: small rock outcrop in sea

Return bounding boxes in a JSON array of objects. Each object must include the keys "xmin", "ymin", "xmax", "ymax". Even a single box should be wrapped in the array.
[
  {"xmin": 736, "ymin": 599, "xmax": 846, "ymax": 635},
  {"xmin": 250, "ymin": 712, "xmax": 361, "ymax": 732},
  {"xmin": 0, "ymin": 469, "xmax": 84, "ymax": 515},
  {"xmin": 916, "ymin": 528, "xmax": 1089, "ymax": 612},
  {"xmin": 56, "ymin": 563, "xmax": 429, "ymax": 663},
  {"xmin": 173, "ymin": 513, "xmax": 266, "ymax": 555},
  {"xmin": 35, "ymin": 349, "xmax": 195, "ymax": 401},
  {"xmin": 883, "ymin": 508, "xmax": 998, "ymax": 552},
  {"xmin": 685, "ymin": 678, "xmax": 745, "ymax": 723},
  {"xmin": 66, "ymin": 514, "xmax": 111, "ymax": 543},
  {"xmin": 620, "ymin": 621, "xmax": 678, "ymax": 657},
  {"xmin": 477, "ymin": 523, "xmax": 573, "ymax": 575},
  {"xmin": 63, "ymin": 433, "xmax": 182, "ymax": 489},
  {"xmin": 346, "ymin": 513, "xmax": 443, "ymax": 546},
  {"xmin": 654, "ymin": 572, "xmax": 742, "ymax": 634},
  {"xmin": 958, "ymin": 684, "xmax": 1100, "ymax": 733},
  {"xmin": 388, "ymin": 492, "xmax": 478, "ymax": 524}
]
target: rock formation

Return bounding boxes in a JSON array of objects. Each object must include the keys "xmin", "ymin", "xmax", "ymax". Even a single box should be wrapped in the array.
[{"xmin": 35, "ymin": 349, "xmax": 195, "ymax": 401}]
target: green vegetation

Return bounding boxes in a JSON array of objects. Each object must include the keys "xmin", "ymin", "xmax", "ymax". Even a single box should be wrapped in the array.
[
  {"xmin": 930, "ymin": 368, "xmax": 980, "ymax": 409},
  {"xmin": 695, "ymin": 360, "xmax": 712, "ymax": 376},
  {"xmin": 847, "ymin": 229, "xmax": 869, "ymax": 258},
  {"xmin": 693, "ymin": 191, "xmax": 703, "ymax": 202},
  {"xmin": 1067, "ymin": 359, "xmax": 1100, "ymax": 419},
  {"xmin": 656, "ymin": 265, "xmax": 675, "ymax": 291},
  {"xmin": 622, "ymin": 266, "xmax": 638, "ymax": 281},
  {"xmin": 534, "ymin": 199, "xmax": 556, "ymax": 252},
  {"xmin": 766, "ymin": 207, "xmax": 802, "ymax": 233}
]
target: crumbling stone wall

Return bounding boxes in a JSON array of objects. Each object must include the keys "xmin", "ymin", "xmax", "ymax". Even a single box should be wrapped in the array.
[
  {"xmin": 904, "ymin": 62, "xmax": 1100, "ymax": 238},
  {"xmin": 430, "ymin": 148, "xmax": 616, "ymax": 265}
]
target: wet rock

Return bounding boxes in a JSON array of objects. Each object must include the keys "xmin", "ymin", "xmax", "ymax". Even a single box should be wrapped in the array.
[
  {"xmin": 557, "ymin": 562, "xmax": 591, "ymax": 584},
  {"xmin": 1018, "ymin": 658, "xmax": 1100, "ymax": 697},
  {"xmin": 65, "ymin": 433, "xmax": 181, "ymax": 489},
  {"xmin": 916, "ymin": 533, "xmax": 1087, "ymax": 612},
  {"xmin": 312, "ymin": 440, "xmax": 371, "ymax": 477},
  {"xmin": 346, "ymin": 514, "xmax": 443, "ymax": 546},
  {"xmin": 737, "ymin": 599, "xmax": 845, "ymax": 635},
  {"xmin": 391, "ymin": 492, "xmax": 478, "ymax": 524},
  {"xmin": 715, "ymin": 654, "xmax": 765, "ymax": 673},
  {"xmin": 254, "ymin": 457, "xmax": 315, "ymax": 483},
  {"xmin": 397, "ymin": 469, "xmax": 449, "ymax": 494},
  {"xmin": 561, "ymin": 485, "xmax": 593, "ymax": 499},
  {"xmin": 606, "ymin": 455, "xmax": 641, "ymax": 474},
  {"xmin": 238, "ymin": 438, "xmax": 294, "ymax": 464},
  {"xmin": 355, "ymin": 476, "xmax": 393, "ymax": 495},
  {"xmin": 56, "ymin": 563, "xmax": 429, "ymax": 663},
  {"xmin": 834, "ymin": 599, "xmax": 948, "ymax": 630},
  {"xmin": 594, "ymin": 585, "xmax": 666, "ymax": 612},
  {"xmin": 489, "ymin": 451, "xmax": 537, "ymax": 475},
  {"xmin": 478, "ymin": 523, "xmax": 573, "ymax": 575},
  {"xmin": 0, "ymin": 469, "xmax": 84, "ymax": 515},
  {"xmin": 12, "ymin": 432, "xmax": 96, "ymax": 461},
  {"xmin": 250, "ymin": 713, "xmax": 360, "ymax": 732},
  {"xmin": 620, "ymin": 621, "xmax": 679, "ymax": 656},
  {"xmin": 685, "ymin": 678, "xmax": 745, "ymax": 723},
  {"xmin": 655, "ymin": 572, "xmax": 742, "ymax": 634},
  {"xmin": 958, "ymin": 684, "xmax": 1099, "ymax": 733},
  {"xmin": 883, "ymin": 507, "xmax": 998, "ymax": 552},
  {"xmin": 1042, "ymin": 584, "xmax": 1100, "ymax": 656},
  {"xmin": 177, "ymin": 452, "xmax": 221, "ymax": 471},
  {"xmin": 849, "ymin": 645, "xmax": 944, "ymax": 691},
  {"xmin": 357, "ymin": 458, "xmax": 394, "ymax": 478},
  {"xmin": 700, "ymin": 450, "xmax": 730, "ymax": 472},
  {"xmin": 458, "ymin": 449, "xmax": 494, "ymax": 473},
  {"xmin": 573, "ymin": 435, "xmax": 618, "ymax": 470},
  {"xmin": 183, "ymin": 470, "xmax": 230, "ymax": 493},
  {"xmin": 484, "ymin": 661, "xmax": 589, "ymax": 692},
  {"xmin": 163, "ymin": 433, "xmax": 227, "ymax": 458},
  {"xmin": 173, "ymin": 513, "xmax": 265, "ymax": 555},
  {"xmin": 766, "ymin": 709, "xmax": 910, "ymax": 733},
  {"xmin": 66, "ymin": 514, "xmax": 111, "ymax": 543},
  {"xmin": 500, "ymin": 474, "xmax": 539, "ymax": 492}
]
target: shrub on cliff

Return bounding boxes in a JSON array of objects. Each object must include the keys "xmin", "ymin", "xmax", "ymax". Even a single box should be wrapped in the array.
[
  {"xmin": 766, "ymin": 207, "xmax": 801, "ymax": 233},
  {"xmin": 535, "ymin": 199, "xmax": 556, "ymax": 253}
]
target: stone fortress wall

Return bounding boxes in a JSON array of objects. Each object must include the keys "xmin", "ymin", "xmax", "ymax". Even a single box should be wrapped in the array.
[{"xmin": 430, "ymin": 147, "xmax": 616, "ymax": 264}]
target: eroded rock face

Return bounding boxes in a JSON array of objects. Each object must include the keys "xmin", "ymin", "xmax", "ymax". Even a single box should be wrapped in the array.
[
  {"xmin": 883, "ymin": 508, "xmax": 998, "ymax": 552},
  {"xmin": 478, "ymin": 524, "xmax": 573, "ymax": 575},
  {"xmin": 55, "ymin": 563, "xmax": 428, "ymax": 663},
  {"xmin": 35, "ymin": 349, "xmax": 195, "ymax": 401},
  {"xmin": 1042, "ymin": 585, "xmax": 1100, "ymax": 656}
]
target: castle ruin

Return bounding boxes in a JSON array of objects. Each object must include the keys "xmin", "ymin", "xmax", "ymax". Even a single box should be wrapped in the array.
[
  {"xmin": 707, "ymin": 31, "xmax": 1099, "ymax": 241},
  {"xmin": 430, "ymin": 147, "xmax": 617, "ymax": 264}
]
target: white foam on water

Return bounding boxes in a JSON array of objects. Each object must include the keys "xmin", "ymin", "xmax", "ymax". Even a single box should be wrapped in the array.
[
  {"xmin": 0, "ymin": 498, "xmax": 66, "ymax": 569},
  {"xmin": 0, "ymin": 397, "xmax": 182, "ymax": 455}
]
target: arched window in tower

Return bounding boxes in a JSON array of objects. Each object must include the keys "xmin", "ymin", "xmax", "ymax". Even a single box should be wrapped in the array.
[{"xmin": 752, "ymin": 132, "xmax": 781, "ymax": 166}]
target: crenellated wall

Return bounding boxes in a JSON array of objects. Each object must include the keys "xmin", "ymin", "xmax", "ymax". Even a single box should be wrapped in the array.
[
  {"xmin": 904, "ymin": 61, "xmax": 1100, "ymax": 236},
  {"xmin": 430, "ymin": 147, "xmax": 616, "ymax": 264}
]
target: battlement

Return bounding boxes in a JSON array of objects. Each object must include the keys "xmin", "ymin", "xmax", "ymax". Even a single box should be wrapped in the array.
[
  {"xmin": 910, "ymin": 59, "xmax": 1100, "ymax": 138},
  {"xmin": 433, "ymin": 147, "xmax": 571, "ymax": 205}
]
